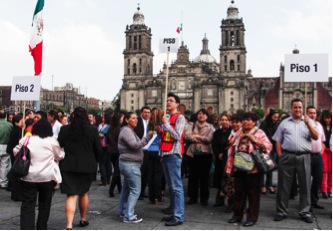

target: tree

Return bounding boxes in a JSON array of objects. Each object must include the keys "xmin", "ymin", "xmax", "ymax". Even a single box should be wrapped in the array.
[
  {"xmin": 111, "ymin": 93, "xmax": 121, "ymax": 113},
  {"xmin": 252, "ymin": 108, "xmax": 265, "ymax": 119}
]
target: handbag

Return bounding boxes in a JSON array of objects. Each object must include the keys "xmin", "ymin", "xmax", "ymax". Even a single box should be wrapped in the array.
[
  {"xmin": 233, "ymin": 152, "xmax": 254, "ymax": 172},
  {"xmin": 252, "ymin": 150, "xmax": 277, "ymax": 173},
  {"xmin": 7, "ymin": 136, "xmax": 31, "ymax": 183},
  {"xmin": 100, "ymin": 136, "xmax": 108, "ymax": 148}
]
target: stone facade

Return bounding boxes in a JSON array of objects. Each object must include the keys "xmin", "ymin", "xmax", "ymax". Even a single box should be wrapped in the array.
[{"xmin": 120, "ymin": 3, "xmax": 331, "ymax": 114}]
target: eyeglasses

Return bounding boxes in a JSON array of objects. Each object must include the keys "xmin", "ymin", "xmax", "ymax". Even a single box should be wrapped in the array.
[{"xmin": 166, "ymin": 99, "xmax": 176, "ymax": 103}]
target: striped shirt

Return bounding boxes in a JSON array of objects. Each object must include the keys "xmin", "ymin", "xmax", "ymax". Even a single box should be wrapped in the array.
[
  {"xmin": 160, "ymin": 113, "xmax": 186, "ymax": 157},
  {"xmin": 273, "ymin": 116, "xmax": 317, "ymax": 152},
  {"xmin": 311, "ymin": 121, "xmax": 325, "ymax": 153}
]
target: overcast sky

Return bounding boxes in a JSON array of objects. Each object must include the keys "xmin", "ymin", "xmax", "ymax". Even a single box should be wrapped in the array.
[{"xmin": 0, "ymin": 0, "xmax": 332, "ymax": 101}]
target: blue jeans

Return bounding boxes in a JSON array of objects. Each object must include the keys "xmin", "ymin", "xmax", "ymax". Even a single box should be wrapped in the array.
[
  {"xmin": 118, "ymin": 161, "xmax": 141, "ymax": 220},
  {"xmin": 162, "ymin": 154, "xmax": 184, "ymax": 221}
]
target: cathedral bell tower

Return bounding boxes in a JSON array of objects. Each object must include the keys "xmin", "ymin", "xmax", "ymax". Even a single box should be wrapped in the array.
[
  {"xmin": 123, "ymin": 5, "xmax": 154, "ymax": 77},
  {"xmin": 219, "ymin": 1, "xmax": 248, "ymax": 114},
  {"xmin": 220, "ymin": 0, "xmax": 246, "ymax": 75},
  {"xmin": 120, "ymin": 5, "xmax": 154, "ymax": 112}
]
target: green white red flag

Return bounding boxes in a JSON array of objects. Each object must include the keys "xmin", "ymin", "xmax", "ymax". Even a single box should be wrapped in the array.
[
  {"xmin": 29, "ymin": 0, "xmax": 44, "ymax": 76},
  {"xmin": 176, "ymin": 23, "xmax": 182, "ymax": 34}
]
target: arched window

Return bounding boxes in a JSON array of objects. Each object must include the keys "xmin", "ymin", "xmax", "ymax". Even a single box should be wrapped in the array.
[
  {"xmin": 133, "ymin": 63, "xmax": 137, "ymax": 74},
  {"xmin": 230, "ymin": 60, "xmax": 235, "ymax": 71}
]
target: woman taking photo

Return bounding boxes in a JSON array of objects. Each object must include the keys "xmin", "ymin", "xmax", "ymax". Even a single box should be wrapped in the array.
[
  {"xmin": 185, "ymin": 109, "xmax": 215, "ymax": 206},
  {"xmin": 58, "ymin": 107, "xmax": 102, "ymax": 230},
  {"xmin": 118, "ymin": 112, "xmax": 153, "ymax": 223},
  {"xmin": 226, "ymin": 112, "xmax": 272, "ymax": 227},
  {"xmin": 13, "ymin": 119, "xmax": 65, "ymax": 230}
]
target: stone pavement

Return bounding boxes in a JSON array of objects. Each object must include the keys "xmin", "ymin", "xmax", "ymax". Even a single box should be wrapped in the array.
[{"xmin": 0, "ymin": 174, "xmax": 331, "ymax": 230}]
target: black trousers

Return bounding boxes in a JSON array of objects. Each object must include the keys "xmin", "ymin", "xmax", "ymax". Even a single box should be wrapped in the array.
[
  {"xmin": 140, "ymin": 150, "xmax": 149, "ymax": 196},
  {"xmin": 188, "ymin": 154, "xmax": 212, "ymax": 202},
  {"xmin": 147, "ymin": 151, "xmax": 164, "ymax": 201},
  {"xmin": 109, "ymin": 153, "xmax": 121, "ymax": 194},
  {"xmin": 98, "ymin": 147, "xmax": 112, "ymax": 183},
  {"xmin": 20, "ymin": 180, "xmax": 55, "ymax": 230},
  {"xmin": 311, "ymin": 154, "xmax": 324, "ymax": 204},
  {"xmin": 233, "ymin": 172, "xmax": 261, "ymax": 222}
]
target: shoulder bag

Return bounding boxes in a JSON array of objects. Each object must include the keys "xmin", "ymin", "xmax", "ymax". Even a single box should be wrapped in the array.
[
  {"xmin": 7, "ymin": 136, "xmax": 31, "ymax": 183},
  {"xmin": 252, "ymin": 150, "xmax": 277, "ymax": 173},
  {"xmin": 233, "ymin": 152, "xmax": 255, "ymax": 172}
]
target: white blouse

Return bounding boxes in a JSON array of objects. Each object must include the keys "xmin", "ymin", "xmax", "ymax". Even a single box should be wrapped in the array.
[{"xmin": 13, "ymin": 135, "xmax": 65, "ymax": 183}]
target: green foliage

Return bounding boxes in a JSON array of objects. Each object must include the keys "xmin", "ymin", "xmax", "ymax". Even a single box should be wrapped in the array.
[
  {"xmin": 104, "ymin": 107, "xmax": 114, "ymax": 115},
  {"xmin": 252, "ymin": 108, "xmax": 265, "ymax": 119}
]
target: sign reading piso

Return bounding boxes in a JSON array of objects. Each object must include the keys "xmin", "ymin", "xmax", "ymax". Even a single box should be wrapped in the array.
[
  {"xmin": 284, "ymin": 54, "xmax": 328, "ymax": 82},
  {"xmin": 11, "ymin": 76, "xmax": 41, "ymax": 101},
  {"xmin": 159, "ymin": 37, "xmax": 179, "ymax": 53}
]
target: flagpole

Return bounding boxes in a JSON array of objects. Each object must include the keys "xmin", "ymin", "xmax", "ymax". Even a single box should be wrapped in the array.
[
  {"xmin": 181, "ymin": 11, "xmax": 183, "ymax": 43},
  {"xmin": 163, "ymin": 48, "xmax": 170, "ymax": 113},
  {"xmin": 22, "ymin": 101, "xmax": 26, "ymax": 138}
]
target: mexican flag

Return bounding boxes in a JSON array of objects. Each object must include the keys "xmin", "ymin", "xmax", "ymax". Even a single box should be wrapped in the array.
[
  {"xmin": 29, "ymin": 0, "xmax": 44, "ymax": 76},
  {"xmin": 176, "ymin": 23, "xmax": 182, "ymax": 34}
]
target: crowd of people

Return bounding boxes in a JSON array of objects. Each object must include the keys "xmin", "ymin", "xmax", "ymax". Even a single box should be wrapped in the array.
[{"xmin": 0, "ymin": 94, "xmax": 332, "ymax": 229}]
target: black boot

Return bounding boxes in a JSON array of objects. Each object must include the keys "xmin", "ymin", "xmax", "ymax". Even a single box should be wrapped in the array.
[
  {"xmin": 214, "ymin": 191, "xmax": 225, "ymax": 207},
  {"xmin": 224, "ymin": 198, "xmax": 234, "ymax": 213}
]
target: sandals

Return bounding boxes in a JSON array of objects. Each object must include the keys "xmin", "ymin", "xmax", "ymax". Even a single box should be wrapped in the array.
[
  {"xmin": 268, "ymin": 186, "xmax": 276, "ymax": 194},
  {"xmin": 261, "ymin": 187, "xmax": 268, "ymax": 195}
]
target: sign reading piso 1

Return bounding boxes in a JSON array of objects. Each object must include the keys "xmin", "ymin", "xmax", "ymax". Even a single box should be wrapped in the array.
[
  {"xmin": 11, "ymin": 76, "xmax": 41, "ymax": 101},
  {"xmin": 159, "ymin": 38, "xmax": 179, "ymax": 53},
  {"xmin": 284, "ymin": 54, "xmax": 328, "ymax": 82}
]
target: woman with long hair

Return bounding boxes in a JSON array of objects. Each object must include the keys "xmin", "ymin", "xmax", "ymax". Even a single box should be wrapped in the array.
[
  {"xmin": 107, "ymin": 113, "xmax": 124, "ymax": 197},
  {"xmin": 58, "ymin": 107, "xmax": 102, "ymax": 230},
  {"xmin": 13, "ymin": 119, "xmax": 65, "ymax": 229},
  {"xmin": 259, "ymin": 109, "xmax": 279, "ymax": 194},
  {"xmin": 320, "ymin": 110, "xmax": 332, "ymax": 198},
  {"xmin": 118, "ymin": 112, "xmax": 153, "ymax": 223},
  {"xmin": 97, "ymin": 113, "xmax": 112, "ymax": 186}
]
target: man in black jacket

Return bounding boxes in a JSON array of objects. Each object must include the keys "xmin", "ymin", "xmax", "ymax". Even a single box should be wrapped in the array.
[{"xmin": 134, "ymin": 106, "xmax": 151, "ymax": 199}]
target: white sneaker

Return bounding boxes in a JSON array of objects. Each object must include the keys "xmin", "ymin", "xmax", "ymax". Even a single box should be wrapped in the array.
[{"xmin": 123, "ymin": 217, "xmax": 143, "ymax": 224}]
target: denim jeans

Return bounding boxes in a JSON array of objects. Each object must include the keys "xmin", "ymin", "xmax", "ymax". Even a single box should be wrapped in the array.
[
  {"xmin": 118, "ymin": 161, "xmax": 141, "ymax": 220},
  {"xmin": 162, "ymin": 154, "xmax": 184, "ymax": 221}
]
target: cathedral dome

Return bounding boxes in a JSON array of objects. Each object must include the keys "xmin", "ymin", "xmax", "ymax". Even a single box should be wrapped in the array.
[
  {"xmin": 227, "ymin": 0, "xmax": 239, "ymax": 19},
  {"xmin": 194, "ymin": 34, "xmax": 216, "ymax": 63},
  {"xmin": 133, "ymin": 5, "xmax": 145, "ymax": 25}
]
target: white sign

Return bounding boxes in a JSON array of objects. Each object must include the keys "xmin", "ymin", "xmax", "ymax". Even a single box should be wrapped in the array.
[
  {"xmin": 159, "ymin": 38, "xmax": 179, "ymax": 53},
  {"xmin": 11, "ymin": 76, "xmax": 41, "ymax": 101},
  {"xmin": 284, "ymin": 54, "xmax": 328, "ymax": 82}
]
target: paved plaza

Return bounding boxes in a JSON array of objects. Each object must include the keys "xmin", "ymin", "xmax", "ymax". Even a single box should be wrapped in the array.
[{"xmin": 0, "ymin": 174, "xmax": 331, "ymax": 230}]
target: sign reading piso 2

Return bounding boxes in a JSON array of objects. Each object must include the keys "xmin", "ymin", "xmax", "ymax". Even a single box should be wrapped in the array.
[
  {"xmin": 11, "ymin": 76, "xmax": 41, "ymax": 101},
  {"xmin": 284, "ymin": 54, "xmax": 328, "ymax": 82},
  {"xmin": 159, "ymin": 38, "xmax": 179, "ymax": 53}
]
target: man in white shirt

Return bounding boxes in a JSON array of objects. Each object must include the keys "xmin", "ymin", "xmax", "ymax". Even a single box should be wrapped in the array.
[
  {"xmin": 306, "ymin": 106, "xmax": 326, "ymax": 209},
  {"xmin": 134, "ymin": 106, "xmax": 151, "ymax": 199},
  {"xmin": 47, "ymin": 109, "xmax": 62, "ymax": 139}
]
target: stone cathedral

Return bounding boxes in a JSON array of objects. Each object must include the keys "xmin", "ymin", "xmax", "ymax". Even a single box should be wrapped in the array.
[{"xmin": 120, "ymin": 2, "xmax": 332, "ymax": 114}]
